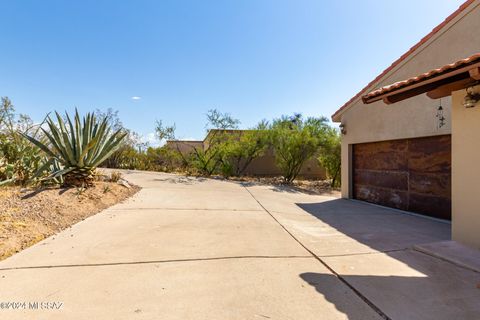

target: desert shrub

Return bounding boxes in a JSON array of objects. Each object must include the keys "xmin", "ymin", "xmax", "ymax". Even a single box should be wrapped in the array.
[
  {"xmin": 218, "ymin": 124, "xmax": 269, "ymax": 176},
  {"xmin": 269, "ymin": 114, "xmax": 330, "ymax": 183},
  {"xmin": 156, "ymin": 109, "xmax": 240, "ymax": 176},
  {"xmin": 109, "ymin": 171, "xmax": 122, "ymax": 183},
  {"xmin": 0, "ymin": 97, "xmax": 49, "ymax": 186},
  {"xmin": 151, "ymin": 146, "xmax": 183, "ymax": 172},
  {"xmin": 318, "ymin": 128, "xmax": 341, "ymax": 188}
]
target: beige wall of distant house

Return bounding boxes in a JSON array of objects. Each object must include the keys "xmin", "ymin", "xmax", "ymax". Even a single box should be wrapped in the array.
[
  {"xmin": 166, "ymin": 141, "xmax": 326, "ymax": 179},
  {"xmin": 166, "ymin": 140, "xmax": 203, "ymax": 154},
  {"xmin": 451, "ymin": 85, "xmax": 480, "ymax": 248},
  {"xmin": 336, "ymin": 2, "xmax": 480, "ymax": 198},
  {"xmin": 244, "ymin": 149, "xmax": 326, "ymax": 179}
]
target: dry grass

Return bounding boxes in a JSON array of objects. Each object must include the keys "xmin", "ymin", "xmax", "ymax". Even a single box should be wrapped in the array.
[{"xmin": 0, "ymin": 181, "xmax": 140, "ymax": 261}]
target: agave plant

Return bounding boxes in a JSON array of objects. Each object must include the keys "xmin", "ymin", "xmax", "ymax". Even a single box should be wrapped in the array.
[{"xmin": 23, "ymin": 110, "xmax": 127, "ymax": 186}]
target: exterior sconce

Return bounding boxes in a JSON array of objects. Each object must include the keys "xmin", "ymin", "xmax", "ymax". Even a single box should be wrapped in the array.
[
  {"xmin": 463, "ymin": 86, "xmax": 480, "ymax": 108},
  {"xmin": 339, "ymin": 123, "xmax": 346, "ymax": 135}
]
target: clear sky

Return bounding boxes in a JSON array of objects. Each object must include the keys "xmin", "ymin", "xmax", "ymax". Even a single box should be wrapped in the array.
[{"xmin": 0, "ymin": 0, "xmax": 466, "ymax": 144}]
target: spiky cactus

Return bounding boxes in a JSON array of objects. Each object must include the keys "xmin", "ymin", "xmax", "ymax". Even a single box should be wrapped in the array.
[{"xmin": 23, "ymin": 110, "xmax": 127, "ymax": 186}]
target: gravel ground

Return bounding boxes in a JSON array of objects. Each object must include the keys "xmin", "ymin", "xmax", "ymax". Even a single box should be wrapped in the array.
[
  {"xmin": 227, "ymin": 176, "xmax": 341, "ymax": 196},
  {"xmin": 0, "ymin": 180, "xmax": 140, "ymax": 261}
]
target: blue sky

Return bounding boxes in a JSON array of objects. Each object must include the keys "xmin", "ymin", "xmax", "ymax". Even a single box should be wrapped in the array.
[{"xmin": 0, "ymin": 0, "xmax": 465, "ymax": 143}]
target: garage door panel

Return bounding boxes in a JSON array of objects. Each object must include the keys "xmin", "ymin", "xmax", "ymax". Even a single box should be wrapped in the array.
[
  {"xmin": 354, "ymin": 185, "xmax": 408, "ymax": 211},
  {"xmin": 354, "ymin": 170, "xmax": 408, "ymax": 190},
  {"xmin": 353, "ymin": 135, "xmax": 451, "ymax": 220},
  {"xmin": 409, "ymin": 172, "xmax": 451, "ymax": 198},
  {"xmin": 409, "ymin": 193, "xmax": 451, "ymax": 220},
  {"xmin": 353, "ymin": 140, "xmax": 408, "ymax": 171},
  {"xmin": 408, "ymin": 136, "xmax": 451, "ymax": 173}
]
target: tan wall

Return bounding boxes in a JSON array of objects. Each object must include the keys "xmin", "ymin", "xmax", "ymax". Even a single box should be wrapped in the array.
[
  {"xmin": 336, "ymin": 1, "xmax": 480, "ymax": 198},
  {"xmin": 451, "ymin": 86, "xmax": 480, "ymax": 248},
  {"xmin": 166, "ymin": 140, "xmax": 204, "ymax": 156},
  {"xmin": 243, "ymin": 149, "xmax": 326, "ymax": 179},
  {"xmin": 167, "ymin": 139, "xmax": 326, "ymax": 179}
]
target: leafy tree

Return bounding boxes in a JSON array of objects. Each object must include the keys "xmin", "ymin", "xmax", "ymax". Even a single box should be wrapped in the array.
[
  {"xmin": 191, "ymin": 109, "xmax": 240, "ymax": 175},
  {"xmin": 0, "ymin": 97, "xmax": 48, "ymax": 186},
  {"xmin": 318, "ymin": 128, "xmax": 341, "ymax": 187},
  {"xmin": 155, "ymin": 120, "xmax": 192, "ymax": 167},
  {"xmin": 219, "ymin": 122, "xmax": 269, "ymax": 176},
  {"xmin": 269, "ymin": 114, "xmax": 330, "ymax": 183},
  {"xmin": 96, "ymin": 109, "xmax": 150, "ymax": 169},
  {"xmin": 156, "ymin": 109, "xmax": 240, "ymax": 176},
  {"xmin": 0, "ymin": 97, "xmax": 15, "ymax": 131},
  {"xmin": 205, "ymin": 109, "xmax": 240, "ymax": 131}
]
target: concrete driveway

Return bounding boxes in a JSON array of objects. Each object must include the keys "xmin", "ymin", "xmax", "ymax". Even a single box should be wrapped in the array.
[{"xmin": 0, "ymin": 171, "xmax": 478, "ymax": 319}]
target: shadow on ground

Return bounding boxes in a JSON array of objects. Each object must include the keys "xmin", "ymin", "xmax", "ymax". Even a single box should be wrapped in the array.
[
  {"xmin": 153, "ymin": 176, "xmax": 207, "ymax": 185},
  {"xmin": 295, "ymin": 199, "xmax": 479, "ymax": 319},
  {"xmin": 297, "ymin": 199, "xmax": 450, "ymax": 251},
  {"xmin": 239, "ymin": 181, "xmax": 336, "ymax": 196}
]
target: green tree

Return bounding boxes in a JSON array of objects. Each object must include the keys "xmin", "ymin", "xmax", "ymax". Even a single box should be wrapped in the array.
[
  {"xmin": 156, "ymin": 109, "xmax": 240, "ymax": 176},
  {"xmin": 269, "ymin": 114, "xmax": 330, "ymax": 183},
  {"xmin": 0, "ymin": 97, "xmax": 47, "ymax": 186},
  {"xmin": 219, "ymin": 121, "xmax": 269, "ymax": 176},
  {"xmin": 96, "ymin": 109, "xmax": 150, "ymax": 169},
  {"xmin": 318, "ymin": 128, "xmax": 341, "ymax": 188}
]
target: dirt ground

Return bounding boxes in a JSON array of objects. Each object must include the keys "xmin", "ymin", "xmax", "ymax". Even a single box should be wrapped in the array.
[
  {"xmin": 0, "ymin": 180, "xmax": 140, "ymax": 261},
  {"xmin": 228, "ymin": 176, "xmax": 341, "ymax": 196}
]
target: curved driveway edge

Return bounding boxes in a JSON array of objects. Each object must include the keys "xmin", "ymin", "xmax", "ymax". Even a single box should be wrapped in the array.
[{"xmin": 0, "ymin": 170, "xmax": 477, "ymax": 320}]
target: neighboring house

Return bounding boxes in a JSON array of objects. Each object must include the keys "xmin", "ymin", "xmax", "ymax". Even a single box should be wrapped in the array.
[
  {"xmin": 167, "ymin": 129, "xmax": 326, "ymax": 179},
  {"xmin": 332, "ymin": 0, "xmax": 480, "ymax": 247},
  {"xmin": 165, "ymin": 140, "xmax": 204, "ymax": 156}
]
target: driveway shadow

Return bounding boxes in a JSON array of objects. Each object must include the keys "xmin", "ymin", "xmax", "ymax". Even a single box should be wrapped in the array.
[
  {"xmin": 293, "ymin": 199, "xmax": 480, "ymax": 319},
  {"xmin": 153, "ymin": 176, "xmax": 207, "ymax": 185},
  {"xmin": 299, "ymin": 269, "xmax": 480, "ymax": 320},
  {"xmin": 300, "ymin": 272, "xmax": 385, "ymax": 320},
  {"xmin": 296, "ymin": 199, "xmax": 450, "ymax": 252}
]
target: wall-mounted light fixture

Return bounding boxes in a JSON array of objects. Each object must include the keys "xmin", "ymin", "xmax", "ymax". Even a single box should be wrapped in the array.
[
  {"xmin": 339, "ymin": 123, "xmax": 346, "ymax": 135},
  {"xmin": 463, "ymin": 86, "xmax": 480, "ymax": 108}
]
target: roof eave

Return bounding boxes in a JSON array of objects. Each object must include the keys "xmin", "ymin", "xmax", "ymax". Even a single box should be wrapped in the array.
[{"xmin": 363, "ymin": 62, "xmax": 480, "ymax": 105}]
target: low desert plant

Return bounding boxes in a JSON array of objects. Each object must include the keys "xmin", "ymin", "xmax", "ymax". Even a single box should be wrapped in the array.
[
  {"xmin": 109, "ymin": 171, "xmax": 122, "ymax": 183},
  {"xmin": 75, "ymin": 184, "xmax": 86, "ymax": 197},
  {"xmin": 23, "ymin": 110, "xmax": 127, "ymax": 187}
]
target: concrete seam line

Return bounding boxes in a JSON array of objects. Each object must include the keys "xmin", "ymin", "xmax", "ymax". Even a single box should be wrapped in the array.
[
  {"xmin": 317, "ymin": 248, "xmax": 408, "ymax": 259},
  {"xmin": 241, "ymin": 184, "xmax": 392, "ymax": 320},
  {"xmin": 0, "ymin": 256, "xmax": 314, "ymax": 271},
  {"xmin": 412, "ymin": 247, "xmax": 480, "ymax": 274}
]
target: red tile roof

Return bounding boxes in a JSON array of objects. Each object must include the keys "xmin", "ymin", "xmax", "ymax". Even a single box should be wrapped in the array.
[
  {"xmin": 362, "ymin": 52, "xmax": 480, "ymax": 102},
  {"xmin": 331, "ymin": 0, "xmax": 476, "ymax": 121}
]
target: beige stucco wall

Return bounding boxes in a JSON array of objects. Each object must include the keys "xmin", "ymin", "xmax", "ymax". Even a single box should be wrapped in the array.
[
  {"xmin": 167, "ymin": 139, "xmax": 326, "ymax": 179},
  {"xmin": 244, "ymin": 149, "xmax": 326, "ymax": 179},
  {"xmin": 451, "ymin": 86, "xmax": 480, "ymax": 248},
  {"xmin": 336, "ymin": 1, "xmax": 480, "ymax": 198},
  {"xmin": 166, "ymin": 140, "xmax": 204, "ymax": 155}
]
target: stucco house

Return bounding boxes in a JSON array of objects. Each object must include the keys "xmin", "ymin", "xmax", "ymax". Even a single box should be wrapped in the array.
[
  {"xmin": 167, "ymin": 129, "xmax": 326, "ymax": 179},
  {"xmin": 332, "ymin": 0, "xmax": 480, "ymax": 248}
]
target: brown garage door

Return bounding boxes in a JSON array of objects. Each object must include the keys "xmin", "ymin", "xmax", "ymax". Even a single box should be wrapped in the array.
[{"xmin": 353, "ymin": 135, "xmax": 451, "ymax": 220}]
